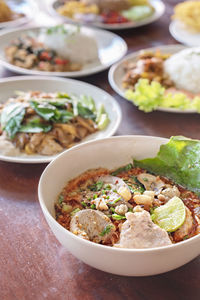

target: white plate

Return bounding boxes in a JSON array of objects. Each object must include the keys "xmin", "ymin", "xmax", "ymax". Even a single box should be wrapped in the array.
[
  {"xmin": 49, "ymin": 0, "xmax": 165, "ymax": 30},
  {"xmin": 108, "ymin": 44, "xmax": 198, "ymax": 113},
  {"xmin": 0, "ymin": 0, "xmax": 36, "ymax": 29},
  {"xmin": 0, "ymin": 76, "xmax": 122, "ymax": 164},
  {"xmin": 0, "ymin": 25, "xmax": 127, "ymax": 77},
  {"xmin": 169, "ymin": 20, "xmax": 200, "ymax": 47}
]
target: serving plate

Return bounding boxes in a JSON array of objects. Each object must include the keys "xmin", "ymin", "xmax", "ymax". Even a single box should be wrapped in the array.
[
  {"xmin": 0, "ymin": 25, "xmax": 127, "ymax": 77},
  {"xmin": 49, "ymin": 0, "xmax": 165, "ymax": 31},
  {"xmin": 169, "ymin": 20, "xmax": 200, "ymax": 47},
  {"xmin": 0, "ymin": 76, "xmax": 121, "ymax": 164},
  {"xmin": 108, "ymin": 44, "xmax": 198, "ymax": 113},
  {"xmin": 0, "ymin": 0, "xmax": 36, "ymax": 29}
]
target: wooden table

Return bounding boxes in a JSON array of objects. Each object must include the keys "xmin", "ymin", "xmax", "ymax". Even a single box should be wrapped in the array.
[{"xmin": 1, "ymin": 1, "xmax": 200, "ymax": 299}]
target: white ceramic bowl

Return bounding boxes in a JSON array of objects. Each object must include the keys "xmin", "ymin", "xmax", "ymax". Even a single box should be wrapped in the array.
[{"xmin": 38, "ymin": 136, "xmax": 200, "ymax": 276}]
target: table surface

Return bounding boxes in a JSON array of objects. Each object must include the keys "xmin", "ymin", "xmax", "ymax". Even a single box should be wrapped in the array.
[{"xmin": 1, "ymin": 1, "xmax": 200, "ymax": 299}]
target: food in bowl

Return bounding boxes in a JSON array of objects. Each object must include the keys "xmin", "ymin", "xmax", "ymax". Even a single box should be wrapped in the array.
[
  {"xmin": 56, "ymin": 0, "xmax": 154, "ymax": 25},
  {"xmin": 0, "ymin": 0, "xmax": 23, "ymax": 23},
  {"xmin": 55, "ymin": 136, "xmax": 200, "ymax": 249},
  {"xmin": 5, "ymin": 25, "xmax": 99, "ymax": 72},
  {"xmin": 0, "ymin": 90, "xmax": 109, "ymax": 156},
  {"xmin": 172, "ymin": 1, "xmax": 200, "ymax": 33},
  {"xmin": 123, "ymin": 47, "xmax": 200, "ymax": 112}
]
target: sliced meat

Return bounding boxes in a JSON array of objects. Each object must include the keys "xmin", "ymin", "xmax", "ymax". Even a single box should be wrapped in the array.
[
  {"xmin": 173, "ymin": 207, "xmax": 194, "ymax": 242},
  {"xmin": 98, "ymin": 175, "xmax": 131, "ymax": 202},
  {"xmin": 114, "ymin": 210, "xmax": 172, "ymax": 249},
  {"xmin": 137, "ymin": 173, "xmax": 165, "ymax": 195},
  {"xmin": 70, "ymin": 209, "xmax": 115, "ymax": 243},
  {"xmin": 37, "ymin": 135, "xmax": 63, "ymax": 155}
]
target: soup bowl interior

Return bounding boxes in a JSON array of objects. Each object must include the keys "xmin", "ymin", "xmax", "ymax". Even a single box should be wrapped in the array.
[{"xmin": 38, "ymin": 135, "xmax": 200, "ymax": 276}]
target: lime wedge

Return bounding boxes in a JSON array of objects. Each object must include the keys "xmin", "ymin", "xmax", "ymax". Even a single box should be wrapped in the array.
[{"xmin": 151, "ymin": 196, "xmax": 186, "ymax": 232}]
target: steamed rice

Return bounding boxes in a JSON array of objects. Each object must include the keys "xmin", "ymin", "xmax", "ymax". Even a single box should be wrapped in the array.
[
  {"xmin": 164, "ymin": 47, "xmax": 200, "ymax": 94},
  {"xmin": 39, "ymin": 25, "xmax": 99, "ymax": 64}
]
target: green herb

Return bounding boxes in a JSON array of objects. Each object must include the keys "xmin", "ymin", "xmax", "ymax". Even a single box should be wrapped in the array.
[
  {"xmin": 70, "ymin": 208, "xmax": 80, "ymax": 216},
  {"xmin": 110, "ymin": 207, "xmax": 115, "ymax": 213},
  {"xmin": 90, "ymin": 204, "xmax": 96, "ymax": 209},
  {"xmin": 89, "ymin": 181, "xmax": 104, "ymax": 192},
  {"xmin": 134, "ymin": 136, "xmax": 200, "ymax": 196},
  {"xmin": 128, "ymin": 207, "xmax": 133, "ymax": 212},
  {"xmin": 105, "ymin": 185, "xmax": 111, "ymax": 190},
  {"xmin": 80, "ymin": 95, "xmax": 96, "ymax": 112},
  {"xmin": 99, "ymin": 225, "xmax": 113, "ymax": 237},
  {"xmin": 93, "ymin": 194, "xmax": 97, "ymax": 199},
  {"xmin": 19, "ymin": 118, "xmax": 52, "ymax": 133},
  {"xmin": 111, "ymin": 163, "xmax": 133, "ymax": 176},
  {"xmin": 57, "ymin": 92, "xmax": 70, "ymax": 99},
  {"xmin": 77, "ymin": 102, "xmax": 96, "ymax": 120},
  {"xmin": 0, "ymin": 103, "xmax": 26, "ymax": 139},
  {"xmin": 183, "ymin": 235, "xmax": 189, "ymax": 240},
  {"xmin": 30, "ymin": 101, "xmax": 59, "ymax": 121},
  {"xmin": 112, "ymin": 214, "xmax": 126, "ymax": 220},
  {"xmin": 81, "ymin": 201, "xmax": 87, "ymax": 207},
  {"xmin": 108, "ymin": 197, "xmax": 121, "ymax": 205},
  {"xmin": 46, "ymin": 25, "xmax": 68, "ymax": 35},
  {"xmin": 96, "ymin": 104, "xmax": 110, "ymax": 130},
  {"xmin": 58, "ymin": 194, "xmax": 64, "ymax": 205}
]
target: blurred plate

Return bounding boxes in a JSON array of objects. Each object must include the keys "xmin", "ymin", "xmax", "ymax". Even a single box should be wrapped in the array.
[
  {"xmin": 0, "ymin": 0, "xmax": 36, "ymax": 29},
  {"xmin": 108, "ymin": 44, "xmax": 197, "ymax": 113},
  {"xmin": 0, "ymin": 25, "xmax": 127, "ymax": 77},
  {"xmin": 49, "ymin": 0, "xmax": 165, "ymax": 30},
  {"xmin": 0, "ymin": 76, "xmax": 122, "ymax": 163},
  {"xmin": 169, "ymin": 20, "xmax": 200, "ymax": 47}
]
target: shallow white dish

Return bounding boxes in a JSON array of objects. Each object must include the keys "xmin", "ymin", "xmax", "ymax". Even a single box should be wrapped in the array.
[
  {"xmin": 0, "ymin": 76, "xmax": 121, "ymax": 164},
  {"xmin": 169, "ymin": 20, "xmax": 200, "ymax": 47},
  {"xmin": 0, "ymin": 25, "xmax": 127, "ymax": 77},
  {"xmin": 49, "ymin": 0, "xmax": 165, "ymax": 31},
  {"xmin": 0, "ymin": 0, "xmax": 36, "ymax": 29},
  {"xmin": 38, "ymin": 135, "xmax": 200, "ymax": 276},
  {"xmin": 108, "ymin": 44, "xmax": 198, "ymax": 113}
]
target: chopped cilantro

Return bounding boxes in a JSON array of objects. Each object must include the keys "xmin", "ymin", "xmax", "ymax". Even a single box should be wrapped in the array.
[
  {"xmin": 99, "ymin": 225, "xmax": 113, "ymax": 236},
  {"xmin": 90, "ymin": 204, "xmax": 96, "ymax": 209},
  {"xmin": 112, "ymin": 214, "xmax": 126, "ymax": 220}
]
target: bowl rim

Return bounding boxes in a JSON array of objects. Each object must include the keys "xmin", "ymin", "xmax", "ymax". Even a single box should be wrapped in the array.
[{"xmin": 38, "ymin": 135, "xmax": 200, "ymax": 253}]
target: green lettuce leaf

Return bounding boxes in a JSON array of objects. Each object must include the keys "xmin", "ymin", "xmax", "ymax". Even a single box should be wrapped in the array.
[
  {"xmin": 134, "ymin": 136, "xmax": 200, "ymax": 196},
  {"xmin": 125, "ymin": 79, "xmax": 200, "ymax": 112}
]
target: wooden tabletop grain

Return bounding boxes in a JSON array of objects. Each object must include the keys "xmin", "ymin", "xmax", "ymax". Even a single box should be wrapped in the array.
[{"xmin": 1, "ymin": 1, "xmax": 200, "ymax": 300}]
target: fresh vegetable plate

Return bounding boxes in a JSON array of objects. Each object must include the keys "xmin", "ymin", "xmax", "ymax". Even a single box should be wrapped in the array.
[
  {"xmin": 0, "ymin": 76, "xmax": 121, "ymax": 163},
  {"xmin": 108, "ymin": 44, "xmax": 199, "ymax": 113},
  {"xmin": 49, "ymin": 0, "xmax": 165, "ymax": 30},
  {"xmin": 0, "ymin": 0, "xmax": 36, "ymax": 29},
  {"xmin": 0, "ymin": 25, "xmax": 127, "ymax": 77}
]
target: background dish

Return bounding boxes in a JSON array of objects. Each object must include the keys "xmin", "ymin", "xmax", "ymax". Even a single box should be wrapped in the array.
[
  {"xmin": 169, "ymin": 20, "xmax": 200, "ymax": 46},
  {"xmin": 49, "ymin": 0, "xmax": 165, "ymax": 30},
  {"xmin": 0, "ymin": 76, "xmax": 121, "ymax": 163},
  {"xmin": 38, "ymin": 135, "xmax": 200, "ymax": 276},
  {"xmin": 108, "ymin": 44, "xmax": 198, "ymax": 113},
  {"xmin": 0, "ymin": 0, "xmax": 36, "ymax": 29},
  {"xmin": 0, "ymin": 25, "xmax": 127, "ymax": 77}
]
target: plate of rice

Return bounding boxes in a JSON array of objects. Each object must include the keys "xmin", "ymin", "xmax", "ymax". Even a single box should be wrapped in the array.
[
  {"xmin": 108, "ymin": 44, "xmax": 200, "ymax": 113},
  {"xmin": 0, "ymin": 24, "xmax": 127, "ymax": 77}
]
